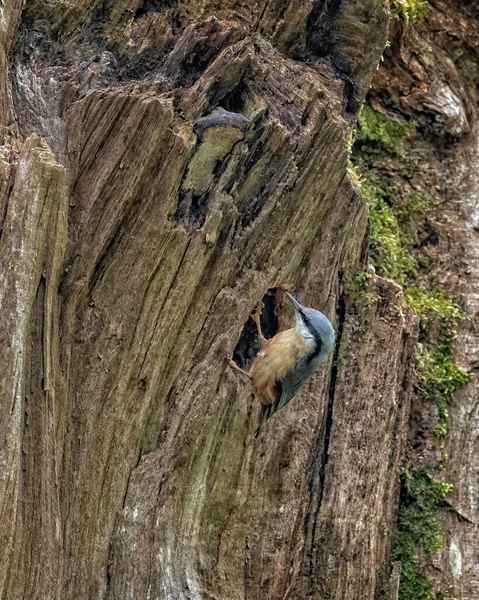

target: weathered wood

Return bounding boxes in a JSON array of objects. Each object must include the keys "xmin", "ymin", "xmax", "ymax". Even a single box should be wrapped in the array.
[
  {"xmin": 367, "ymin": 2, "xmax": 479, "ymax": 598},
  {"xmin": 0, "ymin": 1, "xmax": 429, "ymax": 599},
  {"xmin": 388, "ymin": 562, "xmax": 401, "ymax": 600},
  {"xmin": 430, "ymin": 131, "xmax": 479, "ymax": 600},
  {"xmin": 0, "ymin": 137, "xmax": 67, "ymax": 598}
]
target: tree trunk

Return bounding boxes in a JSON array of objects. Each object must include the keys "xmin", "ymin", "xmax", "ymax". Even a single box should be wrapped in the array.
[
  {"xmin": 0, "ymin": 1, "xmax": 475, "ymax": 599},
  {"xmin": 367, "ymin": 2, "xmax": 479, "ymax": 598}
]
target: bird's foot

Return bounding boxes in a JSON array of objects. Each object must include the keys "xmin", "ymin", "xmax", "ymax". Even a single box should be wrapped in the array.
[
  {"xmin": 226, "ymin": 357, "xmax": 251, "ymax": 380},
  {"xmin": 251, "ymin": 301, "xmax": 264, "ymax": 320},
  {"xmin": 251, "ymin": 301, "xmax": 266, "ymax": 344}
]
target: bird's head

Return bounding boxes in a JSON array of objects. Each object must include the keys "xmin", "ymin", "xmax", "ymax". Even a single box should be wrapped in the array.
[{"xmin": 286, "ymin": 292, "xmax": 335, "ymax": 359}]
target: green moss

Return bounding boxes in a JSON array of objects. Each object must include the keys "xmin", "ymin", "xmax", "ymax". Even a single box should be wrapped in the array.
[
  {"xmin": 346, "ymin": 161, "xmax": 365, "ymax": 189},
  {"xmin": 418, "ymin": 346, "xmax": 472, "ymax": 400},
  {"xmin": 350, "ymin": 99, "xmax": 472, "ymax": 600},
  {"xmin": 346, "ymin": 270, "xmax": 372, "ymax": 295},
  {"xmin": 352, "ymin": 106, "xmax": 424, "ymax": 284},
  {"xmin": 405, "ymin": 287, "xmax": 463, "ymax": 325},
  {"xmin": 395, "ymin": 289, "xmax": 472, "ymax": 593},
  {"xmin": 365, "ymin": 183, "xmax": 417, "ymax": 286},
  {"xmin": 394, "ymin": 468, "xmax": 452, "ymax": 600},
  {"xmin": 346, "ymin": 126, "xmax": 356, "ymax": 154},
  {"xmin": 346, "ymin": 125, "xmax": 364, "ymax": 189},
  {"xmin": 406, "ymin": 286, "xmax": 472, "ymax": 439},
  {"xmin": 390, "ymin": 0, "xmax": 429, "ymax": 23},
  {"xmin": 356, "ymin": 105, "xmax": 414, "ymax": 155},
  {"xmin": 417, "ymin": 343, "xmax": 472, "ymax": 439},
  {"xmin": 395, "ymin": 191, "xmax": 436, "ymax": 226},
  {"xmin": 345, "ymin": 270, "xmax": 380, "ymax": 304},
  {"xmin": 399, "ymin": 290, "xmax": 471, "ymax": 587}
]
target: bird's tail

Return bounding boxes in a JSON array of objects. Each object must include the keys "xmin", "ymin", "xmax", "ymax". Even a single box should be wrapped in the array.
[{"xmin": 254, "ymin": 405, "xmax": 272, "ymax": 438}]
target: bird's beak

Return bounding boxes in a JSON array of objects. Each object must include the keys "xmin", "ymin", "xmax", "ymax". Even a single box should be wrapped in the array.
[{"xmin": 285, "ymin": 291, "xmax": 302, "ymax": 313}]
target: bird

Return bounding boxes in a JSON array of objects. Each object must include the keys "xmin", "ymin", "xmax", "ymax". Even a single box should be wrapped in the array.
[{"xmin": 227, "ymin": 291, "xmax": 335, "ymax": 436}]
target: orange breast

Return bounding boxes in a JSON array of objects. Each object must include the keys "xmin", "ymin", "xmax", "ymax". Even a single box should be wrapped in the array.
[{"xmin": 250, "ymin": 328, "xmax": 308, "ymax": 405}]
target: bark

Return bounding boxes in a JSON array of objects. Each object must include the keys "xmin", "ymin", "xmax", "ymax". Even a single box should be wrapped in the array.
[
  {"xmin": 0, "ymin": 1, "xmax": 452, "ymax": 599},
  {"xmin": 368, "ymin": 1, "xmax": 479, "ymax": 598},
  {"xmin": 438, "ymin": 128, "xmax": 479, "ymax": 600}
]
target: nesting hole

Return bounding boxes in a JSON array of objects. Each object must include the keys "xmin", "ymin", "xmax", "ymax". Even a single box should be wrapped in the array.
[
  {"xmin": 221, "ymin": 79, "xmax": 249, "ymax": 113},
  {"xmin": 134, "ymin": 0, "xmax": 178, "ymax": 19},
  {"xmin": 232, "ymin": 288, "xmax": 281, "ymax": 368}
]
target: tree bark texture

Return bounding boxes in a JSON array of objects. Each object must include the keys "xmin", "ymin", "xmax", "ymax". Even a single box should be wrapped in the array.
[
  {"xmin": 2, "ymin": 1, "xmax": 477, "ymax": 599},
  {"xmin": 368, "ymin": 2, "xmax": 479, "ymax": 598}
]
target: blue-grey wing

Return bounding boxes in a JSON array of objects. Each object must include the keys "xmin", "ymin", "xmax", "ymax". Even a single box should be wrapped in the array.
[
  {"xmin": 254, "ymin": 353, "xmax": 321, "ymax": 437},
  {"xmin": 277, "ymin": 354, "xmax": 317, "ymax": 411}
]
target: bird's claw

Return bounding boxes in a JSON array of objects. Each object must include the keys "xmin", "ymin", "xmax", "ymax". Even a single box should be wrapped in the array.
[
  {"xmin": 251, "ymin": 301, "xmax": 264, "ymax": 319},
  {"xmin": 226, "ymin": 357, "xmax": 251, "ymax": 381}
]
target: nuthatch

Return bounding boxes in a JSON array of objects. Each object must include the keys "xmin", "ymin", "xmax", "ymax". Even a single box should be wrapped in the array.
[{"xmin": 228, "ymin": 292, "xmax": 335, "ymax": 436}]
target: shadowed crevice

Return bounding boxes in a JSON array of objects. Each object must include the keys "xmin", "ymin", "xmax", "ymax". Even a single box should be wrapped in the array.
[
  {"xmin": 220, "ymin": 79, "xmax": 250, "ymax": 114},
  {"xmin": 232, "ymin": 288, "xmax": 279, "ymax": 368},
  {"xmin": 134, "ymin": 0, "xmax": 178, "ymax": 19},
  {"xmin": 303, "ymin": 274, "xmax": 346, "ymax": 595},
  {"xmin": 306, "ymin": 0, "xmax": 342, "ymax": 58},
  {"xmin": 318, "ymin": 286, "xmax": 345, "ymax": 504}
]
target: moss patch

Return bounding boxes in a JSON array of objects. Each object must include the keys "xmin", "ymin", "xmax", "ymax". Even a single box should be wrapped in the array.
[
  {"xmin": 367, "ymin": 184, "xmax": 417, "ymax": 286},
  {"xmin": 390, "ymin": 0, "xmax": 429, "ymax": 23},
  {"xmin": 345, "ymin": 269, "xmax": 380, "ymax": 304},
  {"xmin": 350, "ymin": 100, "xmax": 472, "ymax": 599},
  {"xmin": 182, "ymin": 125, "xmax": 244, "ymax": 195},
  {"xmin": 406, "ymin": 286, "xmax": 463, "ymax": 330},
  {"xmin": 407, "ymin": 286, "xmax": 472, "ymax": 440},
  {"xmin": 349, "ymin": 105, "xmax": 437, "ymax": 286},
  {"xmin": 417, "ymin": 343, "xmax": 472, "ymax": 439},
  {"xmin": 394, "ymin": 468, "xmax": 452, "ymax": 600},
  {"xmin": 356, "ymin": 105, "xmax": 414, "ymax": 155}
]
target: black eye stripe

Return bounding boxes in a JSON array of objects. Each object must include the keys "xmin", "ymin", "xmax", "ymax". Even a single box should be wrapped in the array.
[
  {"xmin": 299, "ymin": 311, "xmax": 311, "ymax": 326},
  {"xmin": 300, "ymin": 311, "xmax": 320, "ymax": 342}
]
